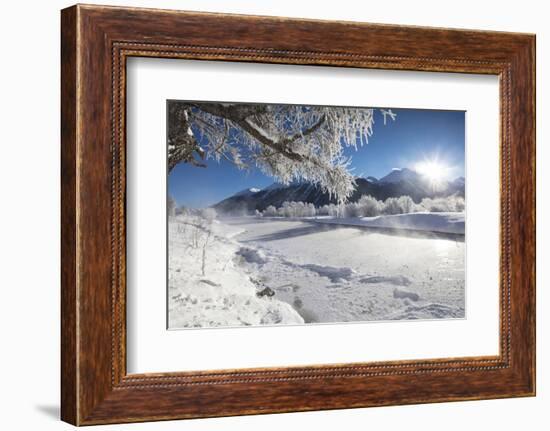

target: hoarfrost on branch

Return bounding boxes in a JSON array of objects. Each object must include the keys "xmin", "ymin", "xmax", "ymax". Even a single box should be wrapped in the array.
[{"xmin": 168, "ymin": 102, "xmax": 394, "ymax": 202}]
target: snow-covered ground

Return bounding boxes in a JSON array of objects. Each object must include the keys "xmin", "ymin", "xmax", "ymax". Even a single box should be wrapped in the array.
[
  {"xmin": 313, "ymin": 212, "xmax": 465, "ymax": 235},
  {"xmin": 168, "ymin": 215, "xmax": 303, "ymax": 328},
  {"xmin": 169, "ymin": 214, "xmax": 465, "ymax": 329}
]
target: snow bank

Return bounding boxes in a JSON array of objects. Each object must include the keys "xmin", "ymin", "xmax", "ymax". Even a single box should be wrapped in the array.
[
  {"xmin": 314, "ymin": 212, "xmax": 464, "ymax": 235},
  {"xmin": 168, "ymin": 215, "xmax": 304, "ymax": 329}
]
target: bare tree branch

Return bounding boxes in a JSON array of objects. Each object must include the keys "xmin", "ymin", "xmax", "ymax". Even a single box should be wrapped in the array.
[{"xmin": 167, "ymin": 103, "xmax": 206, "ymax": 172}]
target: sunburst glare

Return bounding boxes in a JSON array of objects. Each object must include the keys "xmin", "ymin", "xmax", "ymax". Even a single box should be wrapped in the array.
[{"xmin": 415, "ymin": 158, "xmax": 451, "ymax": 188}]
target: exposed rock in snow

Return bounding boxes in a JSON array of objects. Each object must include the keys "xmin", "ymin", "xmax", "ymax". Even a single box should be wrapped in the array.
[{"xmin": 256, "ymin": 286, "xmax": 275, "ymax": 298}]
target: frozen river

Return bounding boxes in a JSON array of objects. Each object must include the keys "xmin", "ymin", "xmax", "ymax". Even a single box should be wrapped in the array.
[{"xmin": 225, "ymin": 217, "xmax": 465, "ymax": 323}]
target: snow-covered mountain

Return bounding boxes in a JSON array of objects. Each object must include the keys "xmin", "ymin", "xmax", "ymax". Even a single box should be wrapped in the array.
[
  {"xmin": 212, "ymin": 168, "xmax": 465, "ymax": 215},
  {"xmin": 232, "ymin": 187, "xmax": 262, "ymax": 197},
  {"xmin": 451, "ymin": 177, "xmax": 465, "ymax": 187},
  {"xmin": 379, "ymin": 167, "xmax": 420, "ymax": 184}
]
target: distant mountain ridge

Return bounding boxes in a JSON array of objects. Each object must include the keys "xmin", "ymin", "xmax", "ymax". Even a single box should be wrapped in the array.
[
  {"xmin": 231, "ymin": 187, "xmax": 262, "ymax": 197},
  {"xmin": 212, "ymin": 168, "xmax": 465, "ymax": 215},
  {"xmin": 378, "ymin": 167, "xmax": 421, "ymax": 184}
]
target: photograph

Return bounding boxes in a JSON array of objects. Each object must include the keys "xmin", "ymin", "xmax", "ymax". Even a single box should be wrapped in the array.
[{"xmin": 167, "ymin": 101, "xmax": 466, "ymax": 329}]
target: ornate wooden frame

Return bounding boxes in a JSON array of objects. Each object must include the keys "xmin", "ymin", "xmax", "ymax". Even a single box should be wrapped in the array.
[{"xmin": 61, "ymin": 4, "xmax": 536, "ymax": 425}]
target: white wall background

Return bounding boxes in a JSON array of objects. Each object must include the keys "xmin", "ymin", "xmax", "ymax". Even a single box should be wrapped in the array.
[{"xmin": 0, "ymin": 1, "xmax": 546, "ymax": 430}]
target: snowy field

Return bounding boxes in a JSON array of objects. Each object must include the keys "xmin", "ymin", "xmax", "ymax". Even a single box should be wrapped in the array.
[
  {"xmin": 168, "ymin": 214, "xmax": 465, "ymax": 329},
  {"xmin": 168, "ymin": 215, "xmax": 303, "ymax": 329}
]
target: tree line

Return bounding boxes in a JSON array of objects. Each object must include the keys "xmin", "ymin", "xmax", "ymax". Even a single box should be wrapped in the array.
[{"xmin": 259, "ymin": 194, "xmax": 465, "ymax": 218}]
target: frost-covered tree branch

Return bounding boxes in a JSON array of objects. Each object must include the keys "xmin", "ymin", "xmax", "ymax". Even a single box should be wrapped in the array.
[{"xmin": 168, "ymin": 101, "xmax": 395, "ymax": 202}]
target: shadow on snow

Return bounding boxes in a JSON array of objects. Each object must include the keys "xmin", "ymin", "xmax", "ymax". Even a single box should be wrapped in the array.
[{"xmin": 237, "ymin": 218, "xmax": 465, "ymax": 243}]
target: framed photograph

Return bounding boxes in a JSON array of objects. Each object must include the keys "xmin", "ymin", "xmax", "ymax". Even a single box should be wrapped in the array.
[{"xmin": 61, "ymin": 4, "xmax": 536, "ymax": 425}]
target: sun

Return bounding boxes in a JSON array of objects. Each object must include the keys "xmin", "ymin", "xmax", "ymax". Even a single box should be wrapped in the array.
[{"xmin": 415, "ymin": 159, "xmax": 450, "ymax": 186}]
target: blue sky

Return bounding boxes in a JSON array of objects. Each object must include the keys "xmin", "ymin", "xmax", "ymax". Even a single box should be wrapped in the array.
[{"xmin": 169, "ymin": 107, "xmax": 465, "ymax": 208}]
